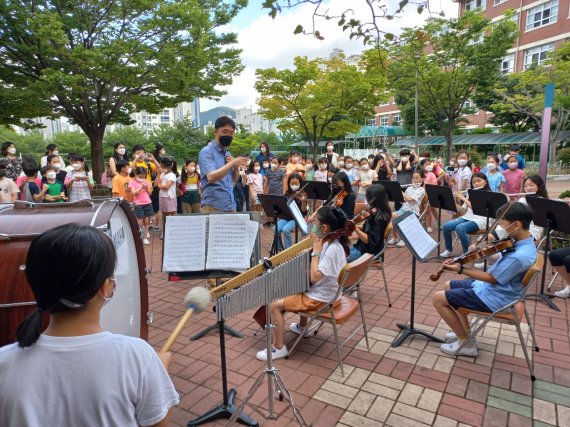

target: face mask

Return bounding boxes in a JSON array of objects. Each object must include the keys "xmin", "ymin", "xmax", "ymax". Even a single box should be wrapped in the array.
[
  {"xmin": 72, "ymin": 163, "xmax": 82, "ymax": 170},
  {"xmin": 312, "ymin": 224, "xmax": 324, "ymax": 238},
  {"xmin": 136, "ymin": 177, "xmax": 145, "ymax": 182},
  {"xmin": 99, "ymin": 280, "xmax": 116, "ymax": 306},
  {"xmin": 263, "ymin": 162, "xmax": 269, "ymax": 169},
  {"xmin": 437, "ymin": 158, "xmax": 442, "ymax": 163},
  {"xmin": 8, "ymin": 147, "xmax": 16, "ymax": 155},
  {"xmin": 327, "ymin": 146, "xmax": 333, "ymax": 152},
  {"xmin": 413, "ymin": 182, "xmax": 422, "ymax": 188},
  {"xmin": 319, "ymin": 164, "xmax": 327, "ymax": 170},
  {"xmin": 338, "ymin": 161, "xmax": 345, "ymax": 168},
  {"xmin": 333, "ymin": 184, "xmax": 342, "ymax": 192},
  {"xmin": 487, "ymin": 163, "xmax": 496, "ymax": 171},
  {"xmin": 254, "ymin": 166, "xmax": 261, "ymax": 173},
  {"xmin": 127, "ymin": 168, "xmax": 132, "ymax": 174},
  {"xmin": 46, "ymin": 171, "xmax": 56, "ymax": 180},
  {"xmin": 260, "ymin": 147, "xmax": 266, "ymax": 153},
  {"xmin": 327, "ymin": 177, "xmax": 333, "ymax": 183},
  {"xmin": 187, "ymin": 167, "xmax": 196, "ymax": 173},
  {"xmin": 53, "ymin": 150, "xmax": 59, "ymax": 155},
  {"xmin": 290, "ymin": 184, "xmax": 300, "ymax": 191},
  {"xmin": 271, "ymin": 163, "xmax": 278, "ymax": 170},
  {"xmin": 305, "ymin": 164, "xmax": 313, "ymax": 171},
  {"xmin": 52, "ymin": 163, "xmax": 61, "ymax": 170},
  {"xmin": 503, "ymin": 222, "xmax": 518, "ymax": 236},
  {"xmin": 508, "ymin": 162, "xmax": 517, "ymax": 170},
  {"xmin": 291, "ymin": 157, "xmax": 299, "ymax": 163},
  {"xmin": 117, "ymin": 148, "xmax": 126, "ymax": 155},
  {"xmin": 345, "ymin": 163, "xmax": 353, "ymax": 170},
  {"xmin": 361, "ymin": 164, "xmax": 369, "ymax": 171},
  {"xmin": 219, "ymin": 135, "xmax": 233, "ymax": 147},
  {"xmin": 401, "ymin": 156, "xmax": 409, "ymax": 162},
  {"xmin": 160, "ymin": 150, "xmax": 166, "ymax": 156},
  {"xmin": 425, "ymin": 166, "xmax": 433, "ymax": 172},
  {"xmin": 458, "ymin": 159, "xmax": 468, "ymax": 167}
]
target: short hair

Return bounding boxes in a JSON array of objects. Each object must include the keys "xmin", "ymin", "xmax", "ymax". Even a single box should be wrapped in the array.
[
  {"xmin": 512, "ymin": 145, "xmax": 520, "ymax": 151},
  {"xmin": 134, "ymin": 166, "xmax": 148, "ymax": 176},
  {"xmin": 116, "ymin": 160, "xmax": 130, "ymax": 172},
  {"xmin": 497, "ymin": 202, "xmax": 533, "ymax": 230},
  {"xmin": 215, "ymin": 116, "xmax": 236, "ymax": 130},
  {"xmin": 22, "ymin": 157, "xmax": 39, "ymax": 177},
  {"xmin": 132, "ymin": 145, "xmax": 145, "ymax": 154},
  {"xmin": 160, "ymin": 157, "xmax": 173, "ymax": 167},
  {"xmin": 1, "ymin": 141, "xmax": 14, "ymax": 156},
  {"xmin": 317, "ymin": 157, "xmax": 329, "ymax": 165},
  {"xmin": 486, "ymin": 154, "xmax": 499, "ymax": 163},
  {"xmin": 344, "ymin": 156, "xmax": 353, "ymax": 162},
  {"xmin": 45, "ymin": 144, "xmax": 57, "ymax": 155},
  {"xmin": 40, "ymin": 165, "xmax": 55, "ymax": 175},
  {"xmin": 46, "ymin": 154, "xmax": 60, "ymax": 164},
  {"xmin": 399, "ymin": 148, "xmax": 411, "ymax": 155}
]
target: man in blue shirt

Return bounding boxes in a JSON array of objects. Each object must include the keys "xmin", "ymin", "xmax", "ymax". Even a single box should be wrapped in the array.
[
  {"xmin": 500, "ymin": 145, "xmax": 525, "ymax": 170},
  {"xmin": 432, "ymin": 202, "xmax": 537, "ymax": 357},
  {"xmin": 199, "ymin": 117, "xmax": 249, "ymax": 212}
]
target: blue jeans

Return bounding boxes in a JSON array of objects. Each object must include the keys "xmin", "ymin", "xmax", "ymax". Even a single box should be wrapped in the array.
[
  {"xmin": 348, "ymin": 246, "xmax": 363, "ymax": 263},
  {"xmin": 443, "ymin": 218, "xmax": 479, "ymax": 252},
  {"xmin": 277, "ymin": 219, "xmax": 297, "ymax": 249}
]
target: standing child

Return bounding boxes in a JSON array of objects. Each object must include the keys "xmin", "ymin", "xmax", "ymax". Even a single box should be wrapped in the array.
[
  {"xmin": 65, "ymin": 155, "xmax": 93, "ymax": 202},
  {"xmin": 265, "ymin": 158, "xmax": 285, "ymax": 196},
  {"xmin": 343, "ymin": 156, "xmax": 360, "ymax": 194},
  {"xmin": 111, "ymin": 160, "xmax": 132, "ymax": 199},
  {"xmin": 314, "ymin": 158, "xmax": 329, "ymax": 182},
  {"xmin": 421, "ymin": 159, "xmax": 438, "ymax": 232},
  {"xmin": 304, "ymin": 159, "xmax": 315, "ymax": 181},
  {"xmin": 356, "ymin": 158, "xmax": 377, "ymax": 202},
  {"xmin": 484, "ymin": 155, "xmax": 506, "ymax": 193},
  {"xmin": 155, "ymin": 158, "xmax": 177, "ymax": 238},
  {"xmin": 247, "ymin": 160, "xmax": 264, "ymax": 212},
  {"xmin": 20, "ymin": 159, "xmax": 45, "ymax": 202},
  {"xmin": 447, "ymin": 151, "xmax": 472, "ymax": 193},
  {"xmin": 502, "ymin": 155, "xmax": 525, "ymax": 196},
  {"xmin": 285, "ymin": 151, "xmax": 305, "ymax": 179},
  {"xmin": 128, "ymin": 167, "xmax": 154, "ymax": 245},
  {"xmin": 180, "ymin": 160, "xmax": 201, "ymax": 214},
  {"xmin": 42, "ymin": 166, "xmax": 66, "ymax": 203},
  {"xmin": 389, "ymin": 170, "xmax": 426, "ymax": 246},
  {"xmin": 0, "ymin": 165, "xmax": 19, "ymax": 202}
]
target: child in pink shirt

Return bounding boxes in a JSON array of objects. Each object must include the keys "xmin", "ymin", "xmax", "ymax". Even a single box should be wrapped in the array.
[
  {"xmin": 128, "ymin": 166, "xmax": 153, "ymax": 245},
  {"xmin": 502, "ymin": 156, "xmax": 525, "ymax": 196}
]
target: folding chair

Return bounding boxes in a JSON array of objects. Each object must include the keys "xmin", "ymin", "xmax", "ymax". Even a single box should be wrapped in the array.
[
  {"xmin": 370, "ymin": 223, "xmax": 393, "ymax": 306},
  {"xmin": 287, "ymin": 253, "xmax": 374, "ymax": 376},
  {"xmin": 452, "ymin": 254, "xmax": 544, "ymax": 380}
]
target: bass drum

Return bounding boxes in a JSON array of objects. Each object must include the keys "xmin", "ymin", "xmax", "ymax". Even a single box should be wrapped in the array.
[{"xmin": 0, "ymin": 199, "xmax": 150, "ymax": 347}]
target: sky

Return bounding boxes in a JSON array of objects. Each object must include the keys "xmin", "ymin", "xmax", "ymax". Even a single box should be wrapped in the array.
[{"xmin": 200, "ymin": 0, "xmax": 458, "ymax": 112}]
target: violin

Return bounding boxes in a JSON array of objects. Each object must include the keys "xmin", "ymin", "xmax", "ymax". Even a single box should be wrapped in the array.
[
  {"xmin": 429, "ymin": 237, "xmax": 515, "ymax": 281},
  {"xmin": 335, "ymin": 190, "xmax": 347, "ymax": 207},
  {"xmin": 325, "ymin": 202, "xmax": 377, "ymax": 240}
]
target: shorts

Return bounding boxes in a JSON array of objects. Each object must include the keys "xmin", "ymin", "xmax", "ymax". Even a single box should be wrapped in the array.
[
  {"xmin": 134, "ymin": 203, "xmax": 154, "ymax": 219},
  {"xmin": 549, "ymin": 247, "xmax": 570, "ymax": 273},
  {"xmin": 396, "ymin": 208, "xmax": 417, "ymax": 217},
  {"xmin": 283, "ymin": 293, "xmax": 326, "ymax": 313},
  {"xmin": 151, "ymin": 187, "xmax": 160, "ymax": 213},
  {"xmin": 159, "ymin": 196, "xmax": 177, "ymax": 213},
  {"xmin": 445, "ymin": 279, "xmax": 491, "ymax": 312}
]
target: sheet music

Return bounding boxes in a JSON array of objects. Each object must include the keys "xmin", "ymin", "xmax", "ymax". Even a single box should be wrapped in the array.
[
  {"xmin": 396, "ymin": 213, "xmax": 438, "ymax": 260},
  {"xmin": 246, "ymin": 220, "xmax": 259, "ymax": 262},
  {"xmin": 162, "ymin": 216, "xmax": 206, "ymax": 272},
  {"xmin": 206, "ymin": 214, "xmax": 251, "ymax": 270},
  {"xmin": 288, "ymin": 199, "xmax": 310, "ymax": 235}
]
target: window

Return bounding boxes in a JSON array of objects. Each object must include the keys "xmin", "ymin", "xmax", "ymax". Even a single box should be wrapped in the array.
[
  {"xmin": 391, "ymin": 114, "xmax": 402, "ymax": 125},
  {"xmin": 465, "ymin": 0, "xmax": 486, "ymax": 11},
  {"xmin": 379, "ymin": 115, "xmax": 389, "ymax": 126},
  {"xmin": 463, "ymin": 99, "xmax": 477, "ymax": 113},
  {"xmin": 526, "ymin": 0, "xmax": 558, "ymax": 31},
  {"xmin": 493, "ymin": 0, "xmax": 506, "ymax": 4},
  {"xmin": 524, "ymin": 43, "xmax": 554, "ymax": 69},
  {"xmin": 160, "ymin": 109, "xmax": 170, "ymax": 123},
  {"xmin": 500, "ymin": 53, "xmax": 515, "ymax": 74}
]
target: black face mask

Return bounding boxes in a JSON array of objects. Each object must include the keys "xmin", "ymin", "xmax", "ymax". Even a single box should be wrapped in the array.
[
  {"xmin": 219, "ymin": 135, "xmax": 233, "ymax": 147},
  {"xmin": 332, "ymin": 185, "xmax": 342, "ymax": 193}
]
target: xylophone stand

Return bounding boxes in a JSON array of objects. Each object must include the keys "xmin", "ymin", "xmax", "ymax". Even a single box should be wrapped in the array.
[
  {"xmin": 188, "ymin": 299, "xmax": 258, "ymax": 427},
  {"xmin": 228, "ymin": 260, "xmax": 308, "ymax": 427}
]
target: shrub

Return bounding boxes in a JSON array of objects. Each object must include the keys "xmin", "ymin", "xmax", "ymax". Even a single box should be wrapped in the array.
[{"xmin": 557, "ymin": 148, "xmax": 570, "ymax": 164}]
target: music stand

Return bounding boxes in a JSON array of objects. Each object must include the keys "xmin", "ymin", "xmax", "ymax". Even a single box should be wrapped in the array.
[
  {"xmin": 525, "ymin": 197, "xmax": 570, "ymax": 312},
  {"xmin": 390, "ymin": 211, "xmax": 444, "ymax": 347},
  {"xmin": 374, "ymin": 180, "xmax": 405, "ymax": 204},
  {"xmin": 259, "ymin": 194, "xmax": 292, "ymax": 256},
  {"xmin": 425, "ymin": 184, "xmax": 457, "ymax": 257},
  {"xmin": 468, "ymin": 190, "xmax": 508, "ymax": 271},
  {"xmin": 304, "ymin": 180, "xmax": 330, "ymax": 212}
]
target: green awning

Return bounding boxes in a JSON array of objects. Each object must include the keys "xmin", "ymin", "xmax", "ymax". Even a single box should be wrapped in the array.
[
  {"xmin": 290, "ymin": 140, "xmax": 339, "ymax": 147},
  {"xmin": 346, "ymin": 125, "xmax": 407, "ymax": 139},
  {"xmin": 391, "ymin": 131, "xmax": 570, "ymax": 147}
]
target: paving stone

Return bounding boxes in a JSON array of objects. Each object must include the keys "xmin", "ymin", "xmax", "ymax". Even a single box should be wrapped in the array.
[
  {"xmin": 487, "ymin": 396, "xmax": 532, "ymax": 418},
  {"xmin": 532, "ymin": 399, "xmax": 557, "ymax": 425},
  {"xmin": 533, "ymin": 422, "xmax": 556, "ymax": 427},
  {"xmin": 417, "ymin": 388, "xmax": 443, "ymax": 412},
  {"xmin": 434, "ymin": 356, "xmax": 455, "ymax": 373},
  {"xmin": 433, "ymin": 415, "xmax": 458, "ymax": 427},
  {"xmin": 338, "ymin": 411, "xmax": 377, "ymax": 427},
  {"xmin": 361, "ymin": 381, "xmax": 401, "ymax": 400},
  {"xmin": 344, "ymin": 367, "xmax": 371, "ymax": 388},
  {"xmin": 346, "ymin": 390, "xmax": 376, "ymax": 416},
  {"xmin": 391, "ymin": 402, "xmax": 435, "ymax": 425},
  {"xmin": 557, "ymin": 404, "xmax": 570, "ymax": 427},
  {"xmin": 385, "ymin": 413, "xmax": 430, "ymax": 426},
  {"xmin": 488, "ymin": 386, "xmax": 532, "ymax": 406},
  {"xmin": 535, "ymin": 380, "xmax": 570, "ymax": 397},
  {"xmin": 398, "ymin": 383, "xmax": 424, "ymax": 406},
  {"xmin": 321, "ymin": 380, "xmax": 359, "ymax": 399},
  {"xmin": 368, "ymin": 372, "xmax": 405, "ymax": 390},
  {"xmin": 483, "ymin": 406, "xmax": 509, "ymax": 427},
  {"xmin": 367, "ymin": 395, "xmax": 395, "ymax": 423},
  {"xmin": 534, "ymin": 389, "xmax": 570, "ymax": 407},
  {"xmin": 313, "ymin": 389, "xmax": 352, "ymax": 409}
]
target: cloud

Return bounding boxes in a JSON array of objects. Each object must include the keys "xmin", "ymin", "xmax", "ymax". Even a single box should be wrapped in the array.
[{"xmin": 201, "ymin": 0, "xmax": 457, "ymax": 112}]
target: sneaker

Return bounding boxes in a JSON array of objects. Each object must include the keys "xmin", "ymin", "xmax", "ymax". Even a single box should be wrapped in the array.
[
  {"xmin": 445, "ymin": 332, "xmax": 477, "ymax": 346},
  {"xmin": 153, "ymin": 226, "xmax": 160, "ymax": 232},
  {"xmin": 145, "ymin": 232, "xmax": 150, "ymax": 239},
  {"xmin": 439, "ymin": 250, "xmax": 453, "ymax": 258},
  {"xmin": 290, "ymin": 323, "xmax": 313, "ymax": 338},
  {"xmin": 143, "ymin": 238, "xmax": 151, "ymax": 245},
  {"xmin": 440, "ymin": 340, "xmax": 478, "ymax": 357},
  {"xmin": 396, "ymin": 240, "xmax": 405, "ymax": 247},
  {"xmin": 256, "ymin": 346, "xmax": 288, "ymax": 361},
  {"xmin": 160, "ymin": 233, "xmax": 164, "ymax": 240},
  {"xmin": 555, "ymin": 285, "xmax": 570, "ymax": 298},
  {"xmin": 387, "ymin": 238, "xmax": 398, "ymax": 245},
  {"xmin": 427, "ymin": 227, "xmax": 433, "ymax": 233}
]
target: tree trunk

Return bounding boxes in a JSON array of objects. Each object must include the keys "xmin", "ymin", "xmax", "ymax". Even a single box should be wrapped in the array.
[
  {"xmin": 445, "ymin": 118, "xmax": 454, "ymax": 164},
  {"xmin": 86, "ymin": 127, "xmax": 106, "ymax": 185}
]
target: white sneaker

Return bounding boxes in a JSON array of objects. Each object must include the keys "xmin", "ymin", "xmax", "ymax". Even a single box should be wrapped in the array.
[
  {"xmin": 387, "ymin": 238, "xmax": 398, "ymax": 244},
  {"xmin": 445, "ymin": 331, "xmax": 477, "ymax": 346},
  {"xmin": 473, "ymin": 261, "xmax": 485, "ymax": 270},
  {"xmin": 439, "ymin": 250, "xmax": 453, "ymax": 258},
  {"xmin": 256, "ymin": 346, "xmax": 288, "ymax": 361},
  {"xmin": 440, "ymin": 340, "xmax": 478, "ymax": 357},
  {"xmin": 143, "ymin": 238, "xmax": 151, "ymax": 245},
  {"xmin": 427, "ymin": 227, "xmax": 433, "ymax": 233},
  {"xmin": 555, "ymin": 285, "xmax": 570, "ymax": 298},
  {"xmin": 145, "ymin": 232, "xmax": 150, "ymax": 239},
  {"xmin": 396, "ymin": 240, "xmax": 405, "ymax": 247},
  {"xmin": 290, "ymin": 323, "xmax": 313, "ymax": 337}
]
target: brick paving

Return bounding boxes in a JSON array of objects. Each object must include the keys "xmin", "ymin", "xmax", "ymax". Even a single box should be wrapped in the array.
[{"xmin": 141, "ymin": 207, "xmax": 570, "ymax": 427}]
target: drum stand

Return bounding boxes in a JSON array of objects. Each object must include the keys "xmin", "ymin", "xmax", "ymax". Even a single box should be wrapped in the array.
[{"xmin": 228, "ymin": 261, "xmax": 308, "ymax": 427}]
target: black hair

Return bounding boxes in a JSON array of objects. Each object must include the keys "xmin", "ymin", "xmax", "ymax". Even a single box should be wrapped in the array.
[
  {"xmin": 46, "ymin": 154, "xmax": 60, "ymax": 165},
  {"xmin": 344, "ymin": 156, "xmax": 353, "ymax": 162},
  {"xmin": 470, "ymin": 172, "xmax": 490, "ymax": 191},
  {"xmin": 113, "ymin": 142, "xmax": 127, "ymax": 161},
  {"xmin": 456, "ymin": 150, "xmax": 472, "ymax": 169},
  {"xmin": 134, "ymin": 166, "xmax": 148, "ymax": 176},
  {"xmin": 160, "ymin": 157, "xmax": 173, "ymax": 168},
  {"xmin": 132, "ymin": 145, "xmax": 145, "ymax": 154},
  {"xmin": 368, "ymin": 154, "xmax": 375, "ymax": 160},
  {"xmin": 180, "ymin": 159, "xmax": 196, "ymax": 183},
  {"xmin": 371, "ymin": 154, "xmax": 385, "ymax": 171},
  {"xmin": 366, "ymin": 185, "xmax": 392, "ymax": 224},
  {"xmin": 285, "ymin": 173, "xmax": 303, "ymax": 195},
  {"xmin": 22, "ymin": 157, "xmax": 39, "ymax": 177},
  {"xmin": 260, "ymin": 142, "xmax": 270, "ymax": 154},
  {"xmin": 153, "ymin": 143, "xmax": 164, "ymax": 160},
  {"xmin": 215, "ymin": 116, "xmax": 236, "ymax": 130},
  {"xmin": 486, "ymin": 154, "xmax": 499, "ymax": 164},
  {"xmin": 70, "ymin": 154, "xmax": 89, "ymax": 173},
  {"xmin": 45, "ymin": 144, "xmax": 57, "ymax": 155},
  {"xmin": 333, "ymin": 171, "xmax": 353, "ymax": 195},
  {"xmin": 248, "ymin": 159, "xmax": 260, "ymax": 173},
  {"xmin": 0, "ymin": 165, "xmax": 6, "ymax": 178},
  {"xmin": 290, "ymin": 150, "xmax": 300, "ymax": 156},
  {"xmin": 1, "ymin": 141, "xmax": 14, "ymax": 156},
  {"xmin": 171, "ymin": 159, "xmax": 179, "ymax": 177},
  {"xmin": 40, "ymin": 165, "xmax": 54, "ymax": 175},
  {"xmin": 399, "ymin": 148, "xmax": 411, "ymax": 155},
  {"xmin": 496, "ymin": 202, "xmax": 533, "ymax": 230},
  {"xmin": 16, "ymin": 224, "xmax": 116, "ymax": 347},
  {"xmin": 316, "ymin": 206, "xmax": 350, "ymax": 257},
  {"xmin": 359, "ymin": 158, "xmax": 368, "ymax": 164},
  {"xmin": 317, "ymin": 157, "xmax": 329, "ymax": 166},
  {"xmin": 116, "ymin": 160, "xmax": 130, "ymax": 173},
  {"xmin": 523, "ymin": 175, "xmax": 549, "ymax": 199}
]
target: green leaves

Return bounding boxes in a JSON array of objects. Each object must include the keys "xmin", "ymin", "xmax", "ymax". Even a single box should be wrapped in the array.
[{"xmin": 294, "ymin": 24, "xmax": 304, "ymax": 35}]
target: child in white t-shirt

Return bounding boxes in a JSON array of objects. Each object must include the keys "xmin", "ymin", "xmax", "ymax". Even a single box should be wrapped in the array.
[
  {"xmin": 247, "ymin": 160, "xmax": 264, "ymax": 212},
  {"xmin": 357, "ymin": 158, "xmax": 378, "ymax": 202},
  {"xmin": 314, "ymin": 157, "xmax": 329, "ymax": 182},
  {"xmin": 389, "ymin": 171, "xmax": 426, "ymax": 246},
  {"xmin": 155, "ymin": 157, "xmax": 177, "ymax": 236}
]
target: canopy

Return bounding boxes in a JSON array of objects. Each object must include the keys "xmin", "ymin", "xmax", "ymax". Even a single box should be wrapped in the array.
[
  {"xmin": 346, "ymin": 125, "xmax": 407, "ymax": 139},
  {"xmin": 391, "ymin": 131, "xmax": 570, "ymax": 147}
]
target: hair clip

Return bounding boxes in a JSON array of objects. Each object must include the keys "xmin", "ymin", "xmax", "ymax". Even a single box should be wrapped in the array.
[{"xmin": 58, "ymin": 298, "xmax": 84, "ymax": 309}]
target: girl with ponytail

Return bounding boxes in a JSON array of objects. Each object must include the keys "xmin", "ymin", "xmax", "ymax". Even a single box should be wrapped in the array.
[
  {"xmin": 0, "ymin": 224, "xmax": 178, "ymax": 426},
  {"xmin": 256, "ymin": 206, "xmax": 348, "ymax": 362}
]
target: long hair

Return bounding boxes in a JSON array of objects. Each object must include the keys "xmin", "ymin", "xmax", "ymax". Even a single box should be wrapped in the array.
[
  {"xmin": 16, "ymin": 224, "xmax": 116, "ymax": 348},
  {"xmin": 285, "ymin": 173, "xmax": 303, "ymax": 196},
  {"xmin": 471, "ymin": 172, "xmax": 490, "ymax": 191},
  {"xmin": 316, "ymin": 206, "xmax": 350, "ymax": 257},
  {"xmin": 523, "ymin": 175, "xmax": 548, "ymax": 199},
  {"xmin": 70, "ymin": 154, "xmax": 89, "ymax": 173},
  {"xmin": 112, "ymin": 142, "xmax": 126, "ymax": 161},
  {"xmin": 180, "ymin": 159, "xmax": 196, "ymax": 184},
  {"xmin": 365, "ymin": 185, "xmax": 392, "ymax": 224},
  {"xmin": 333, "ymin": 171, "xmax": 353, "ymax": 195}
]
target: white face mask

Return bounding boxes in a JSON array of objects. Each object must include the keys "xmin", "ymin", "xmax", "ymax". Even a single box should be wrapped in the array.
[
  {"xmin": 345, "ymin": 163, "xmax": 353, "ymax": 170},
  {"xmin": 413, "ymin": 182, "xmax": 422, "ymax": 188},
  {"xmin": 327, "ymin": 177, "xmax": 333, "ymax": 183},
  {"xmin": 52, "ymin": 163, "xmax": 61, "ymax": 170},
  {"xmin": 327, "ymin": 146, "xmax": 333, "ymax": 152},
  {"xmin": 487, "ymin": 163, "xmax": 496, "ymax": 171},
  {"xmin": 270, "ymin": 163, "xmax": 278, "ymax": 170},
  {"xmin": 263, "ymin": 162, "xmax": 269, "ymax": 169},
  {"xmin": 117, "ymin": 148, "xmax": 126, "ymax": 155},
  {"xmin": 8, "ymin": 147, "xmax": 16, "ymax": 155},
  {"xmin": 127, "ymin": 168, "xmax": 132, "ymax": 174},
  {"xmin": 291, "ymin": 157, "xmax": 299, "ymax": 163},
  {"xmin": 72, "ymin": 163, "xmax": 82, "ymax": 170},
  {"xmin": 46, "ymin": 171, "xmax": 57, "ymax": 180},
  {"xmin": 338, "ymin": 161, "xmax": 345, "ymax": 168},
  {"xmin": 508, "ymin": 162, "xmax": 517, "ymax": 170},
  {"xmin": 361, "ymin": 164, "xmax": 369, "ymax": 171},
  {"xmin": 458, "ymin": 159, "xmax": 468, "ymax": 167},
  {"xmin": 260, "ymin": 147, "xmax": 266, "ymax": 153},
  {"xmin": 136, "ymin": 177, "xmax": 145, "ymax": 182},
  {"xmin": 254, "ymin": 166, "xmax": 261, "ymax": 173},
  {"xmin": 401, "ymin": 156, "xmax": 409, "ymax": 162},
  {"xmin": 53, "ymin": 150, "xmax": 59, "ymax": 155},
  {"xmin": 319, "ymin": 163, "xmax": 327, "ymax": 170},
  {"xmin": 290, "ymin": 185, "xmax": 300, "ymax": 191},
  {"xmin": 305, "ymin": 164, "xmax": 313, "ymax": 171},
  {"xmin": 187, "ymin": 167, "xmax": 196, "ymax": 173}
]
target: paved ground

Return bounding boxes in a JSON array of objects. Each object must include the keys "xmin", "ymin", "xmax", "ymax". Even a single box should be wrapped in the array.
[{"xmin": 143, "ymin": 179, "xmax": 570, "ymax": 427}]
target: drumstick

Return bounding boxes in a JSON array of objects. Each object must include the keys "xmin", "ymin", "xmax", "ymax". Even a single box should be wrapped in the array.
[{"xmin": 160, "ymin": 286, "xmax": 210, "ymax": 353}]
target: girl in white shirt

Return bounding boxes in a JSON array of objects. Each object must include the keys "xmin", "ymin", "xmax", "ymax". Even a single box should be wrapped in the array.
[
  {"xmin": 256, "ymin": 206, "xmax": 349, "ymax": 361},
  {"xmin": 155, "ymin": 157, "xmax": 177, "ymax": 235},
  {"xmin": 388, "ymin": 170, "xmax": 426, "ymax": 246}
]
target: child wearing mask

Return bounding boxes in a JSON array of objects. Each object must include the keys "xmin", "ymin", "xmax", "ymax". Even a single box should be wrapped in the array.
[
  {"xmin": 42, "ymin": 166, "xmax": 66, "ymax": 203},
  {"xmin": 325, "ymin": 141, "xmax": 339, "ymax": 168},
  {"xmin": 65, "ymin": 155, "xmax": 93, "ymax": 202},
  {"xmin": 304, "ymin": 159, "xmax": 315, "ymax": 181},
  {"xmin": 484, "ymin": 155, "xmax": 506, "ymax": 193},
  {"xmin": 421, "ymin": 160, "xmax": 438, "ymax": 233},
  {"xmin": 180, "ymin": 160, "xmax": 201, "ymax": 214},
  {"xmin": 314, "ymin": 158, "xmax": 329, "ymax": 182},
  {"xmin": 111, "ymin": 160, "xmax": 132, "ymax": 199},
  {"xmin": 502, "ymin": 155, "xmax": 525, "ymax": 196},
  {"xmin": 285, "ymin": 151, "xmax": 305, "ymax": 178},
  {"xmin": 277, "ymin": 173, "xmax": 309, "ymax": 249},
  {"xmin": 155, "ymin": 158, "xmax": 177, "ymax": 237},
  {"xmin": 372, "ymin": 154, "xmax": 393, "ymax": 181},
  {"xmin": 343, "ymin": 156, "xmax": 359, "ymax": 192},
  {"xmin": 388, "ymin": 170, "xmax": 426, "ymax": 246},
  {"xmin": 128, "ymin": 167, "xmax": 154, "ymax": 244},
  {"xmin": 265, "ymin": 157, "xmax": 285, "ymax": 196},
  {"xmin": 356, "ymin": 158, "xmax": 377, "ymax": 202},
  {"xmin": 247, "ymin": 160, "xmax": 264, "ymax": 212},
  {"xmin": 0, "ymin": 165, "xmax": 19, "ymax": 202}
]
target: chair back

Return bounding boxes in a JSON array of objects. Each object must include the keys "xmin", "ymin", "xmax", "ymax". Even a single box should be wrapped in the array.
[
  {"xmin": 338, "ymin": 253, "xmax": 374, "ymax": 290},
  {"xmin": 384, "ymin": 222, "xmax": 393, "ymax": 240},
  {"xmin": 521, "ymin": 253, "xmax": 544, "ymax": 288}
]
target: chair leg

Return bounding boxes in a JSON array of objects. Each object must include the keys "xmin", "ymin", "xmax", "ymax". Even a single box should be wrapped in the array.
[
  {"xmin": 288, "ymin": 316, "xmax": 316, "ymax": 358},
  {"xmin": 453, "ymin": 315, "xmax": 491, "ymax": 356},
  {"xmin": 380, "ymin": 264, "xmax": 392, "ymax": 307},
  {"xmin": 358, "ymin": 288, "xmax": 370, "ymax": 350},
  {"xmin": 514, "ymin": 315, "xmax": 535, "ymax": 381},
  {"xmin": 523, "ymin": 305, "xmax": 540, "ymax": 352},
  {"xmin": 330, "ymin": 319, "xmax": 344, "ymax": 376}
]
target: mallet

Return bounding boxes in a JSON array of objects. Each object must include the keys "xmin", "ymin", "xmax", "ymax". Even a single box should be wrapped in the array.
[{"xmin": 160, "ymin": 286, "xmax": 210, "ymax": 353}]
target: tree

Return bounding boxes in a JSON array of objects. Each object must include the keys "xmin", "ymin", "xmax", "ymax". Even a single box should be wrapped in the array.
[
  {"xmin": 387, "ymin": 11, "xmax": 518, "ymax": 160},
  {"xmin": 255, "ymin": 54, "xmax": 386, "ymax": 159},
  {"xmin": 0, "ymin": 0, "xmax": 246, "ymax": 182}
]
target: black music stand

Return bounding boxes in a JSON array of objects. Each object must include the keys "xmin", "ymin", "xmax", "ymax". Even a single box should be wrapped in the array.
[
  {"xmin": 425, "ymin": 184, "xmax": 457, "ymax": 258},
  {"xmin": 468, "ymin": 190, "xmax": 508, "ymax": 271},
  {"xmin": 259, "ymin": 194, "xmax": 292, "ymax": 256},
  {"xmin": 304, "ymin": 180, "xmax": 331, "ymax": 211},
  {"xmin": 375, "ymin": 180, "xmax": 405, "ymax": 204},
  {"xmin": 525, "ymin": 197, "xmax": 570, "ymax": 312},
  {"xmin": 390, "ymin": 211, "xmax": 444, "ymax": 347}
]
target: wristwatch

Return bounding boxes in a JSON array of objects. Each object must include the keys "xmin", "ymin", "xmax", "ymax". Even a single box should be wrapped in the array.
[{"xmin": 311, "ymin": 252, "xmax": 321, "ymax": 258}]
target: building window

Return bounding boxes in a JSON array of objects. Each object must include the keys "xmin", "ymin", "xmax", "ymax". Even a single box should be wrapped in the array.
[
  {"xmin": 391, "ymin": 114, "xmax": 402, "ymax": 125},
  {"xmin": 465, "ymin": 0, "xmax": 486, "ymax": 11},
  {"xmin": 379, "ymin": 115, "xmax": 389, "ymax": 126},
  {"xmin": 493, "ymin": 0, "xmax": 506, "ymax": 4},
  {"xmin": 500, "ymin": 53, "xmax": 515, "ymax": 74},
  {"xmin": 526, "ymin": 0, "xmax": 558, "ymax": 31},
  {"xmin": 160, "ymin": 109, "xmax": 170, "ymax": 123},
  {"xmin": 524, "ymin": 43, "xmax": 554, "ymax": 69}
]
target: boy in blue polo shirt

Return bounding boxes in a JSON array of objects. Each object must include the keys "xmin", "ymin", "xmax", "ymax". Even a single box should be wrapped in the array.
[{"xmin": 432, "ymin": 202, "xmax": 536, "ymax": 357}]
